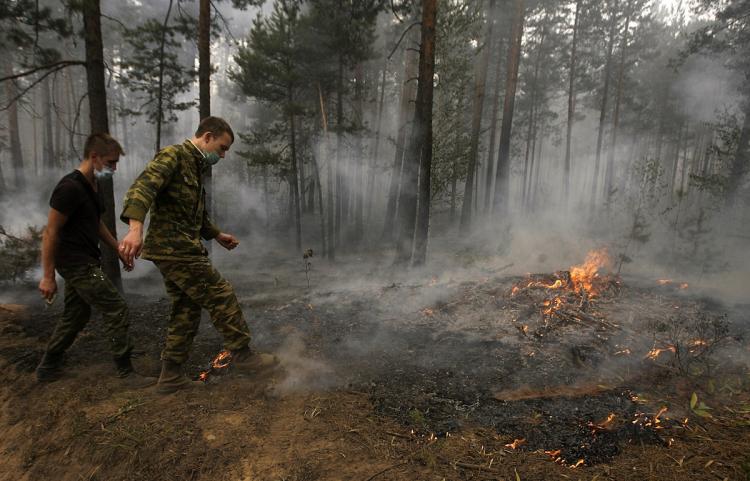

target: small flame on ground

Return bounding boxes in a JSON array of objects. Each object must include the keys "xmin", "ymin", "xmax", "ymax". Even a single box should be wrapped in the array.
[
  {"xmin": 199, "ymin": 350, "xmax": 233, "ymax": 382},
  {"xmin": 646, "ymin": 345, "xmax": 676, "ymax": 360},
  {"xmin": 504, "ymin": 438, "xmax": 526, "ymax": 449},
  {"xmin": 614, "ymin": 348, "xmax": 632, "ymax": 356},
  {"xmin": 421, "ymin": 308, "xmax": 435, "ymax": 317}
]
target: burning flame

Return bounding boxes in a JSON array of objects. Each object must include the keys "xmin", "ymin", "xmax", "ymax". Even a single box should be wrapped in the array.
[
  {"xmin": 199, "ymin": 350, "xmax": 233, "ymax": 382},
  {"xmin": 569, "ymin": 248, "xmax": 611, "ymax": 296},
  {"xmin": 646, "ymin": 345, "xmax": 676, "ymax": 360},
  {"xmin": 504, "ymin": 438, "xmax": 526, "ymax": 449}
]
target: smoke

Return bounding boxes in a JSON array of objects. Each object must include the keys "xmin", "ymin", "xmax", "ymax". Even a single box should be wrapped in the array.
[{"xmin": 273, "ymin": 332, "xmax": 337, "ymax": 394}]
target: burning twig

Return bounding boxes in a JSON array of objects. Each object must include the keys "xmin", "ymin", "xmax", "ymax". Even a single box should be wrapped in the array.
[{"xmin": 199, "ymin": 350, "xmax": 233, "ymax": 382}]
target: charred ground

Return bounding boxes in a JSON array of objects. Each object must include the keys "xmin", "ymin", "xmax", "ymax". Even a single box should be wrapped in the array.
[{"xmin": 0, "ymin": 251, "xmax": 748, "ymax": 481}]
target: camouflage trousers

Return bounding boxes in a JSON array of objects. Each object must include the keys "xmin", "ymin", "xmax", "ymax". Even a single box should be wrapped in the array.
[
  {"xmin": 153, "ymin": 258, "xmax": 251, "ymax": 364},
  {"xmin": 46, "ymin": 264, "xmax": 132, "ymax": 359}
]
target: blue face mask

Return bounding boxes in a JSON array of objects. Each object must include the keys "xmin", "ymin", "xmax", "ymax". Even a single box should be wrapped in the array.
[
  {"xmin": 94, "ymin": 166, "xmax": 115, "ymax": 179},
  {"xmin": 204, "ymin": 152, "xmax": 221, "ymax": 166}
]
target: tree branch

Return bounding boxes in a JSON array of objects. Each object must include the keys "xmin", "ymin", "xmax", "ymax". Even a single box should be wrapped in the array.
[
  {"xmin": 388, "ymin": 21, "xmax": 421, "ymax": 60},
  {"xmin": 0, "ymin": 60, "xmax": 86, "ymax": 84}
]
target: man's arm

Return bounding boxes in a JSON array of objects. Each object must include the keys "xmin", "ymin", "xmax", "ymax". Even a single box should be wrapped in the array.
[
  {"xmin": 38, "ymin": 208, "xmax": 68, "ymax": 300},
  {"xmin": 119, "ymin": 150, "xmax": 178, "ymax": 264}
]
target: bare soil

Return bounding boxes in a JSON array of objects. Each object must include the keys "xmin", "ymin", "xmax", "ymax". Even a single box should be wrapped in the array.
[{"xmin": 0, "ymin": 252, "xmax": 748, "ymax": 481}]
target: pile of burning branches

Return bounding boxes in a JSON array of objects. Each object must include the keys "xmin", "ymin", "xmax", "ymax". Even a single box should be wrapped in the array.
[{"xmin": 509, "ymin": 248, "xmax": 621, "ymax": 338}]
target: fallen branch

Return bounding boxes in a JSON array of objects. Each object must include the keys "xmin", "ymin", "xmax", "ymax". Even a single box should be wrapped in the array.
[{"xmin": 364, "ymin": 461, "xmax": 408, "ymax": 481}]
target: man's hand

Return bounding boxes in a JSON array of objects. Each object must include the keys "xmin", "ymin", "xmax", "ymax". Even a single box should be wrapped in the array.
[
  {"xmin": 119, "ymin": 220, "xmax": 144, "ymax": 266},
  {"xmin": 118, "ymin": 251, "xmax": 134, "ymax": 272},
  {"xmin": 216, "ymin": 232, "xmax": 239, "ymax": 250},
  {"xmin": 39, "ymin": 276, "xmax": 57, "ymax": 301}
]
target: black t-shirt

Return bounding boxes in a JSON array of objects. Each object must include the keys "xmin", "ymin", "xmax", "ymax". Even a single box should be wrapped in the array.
[{"xmin": 49, "ymin": 170, "xmax": 104, "ymax": 268}]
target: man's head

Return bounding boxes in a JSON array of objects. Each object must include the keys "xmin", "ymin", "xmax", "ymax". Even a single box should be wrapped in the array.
[
  {"xmin": 83, "ymin": 133, "xmax": 124, "ymax": 177},
  {"xmin": 193, "ymin": 116, "xmax": 234, "ymax": 162}
]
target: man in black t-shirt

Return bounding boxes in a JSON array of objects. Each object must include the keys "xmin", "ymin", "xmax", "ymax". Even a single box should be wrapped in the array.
[{"xmin": 35, "ymin": 133, "xmax": 155, "ymax": 388}]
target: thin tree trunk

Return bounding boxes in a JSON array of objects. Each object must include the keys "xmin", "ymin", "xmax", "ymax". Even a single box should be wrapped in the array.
[
  {"xmin": 493, "ymin": 0, "xmax": 526, "ymax": 217},
  {"xmin": 352, "ymin": 63, "xmax": 364, "ymax": 245},
  {"xmin": 318, "ymin": 84, "xmax": 335, "ymax": 259},
  {"xmin": 367, "ymin": 58, "xmax": 388, "ymax": 222},
  {"xmin": 460, "ymin": 0, "xmax": 497, "ymax": 233},
  {"xmin": 43, "ymin": 77, "xmax": 55, "ymax": 169},
  {"xmin": 198, "ymin": 0, "xmax": 214, "ymax": 254},
  {"xmin": 523, "ymin": 19, "xmax": 546, "ymax": 209},
  {"xmin": 335, "ymin": 55, "xmax": 344, "ymax": 249},
  {"xmin": 83, "ymin": 0, "xmax": 121, "ymax": 291},
  {"xmin": 383, "ymin": 32, "xmax": 419, "ymax": 242},
  {"xmin": 483, "ymin": 33, "xmax": 505, "ymax": 213},
  {"xmin": 563, "ymin": 0, "xmax": 581, "ymax": 204},
  {"xmin": 5, "ymin": 62, "xmax": 25, "ymax": 189},
  {"xmin": 400, "ymin": 0, "xmax": 438, "ymax": 266},
  {"xmin": 590, "ymin": 0, "xmax": 619, "ymax": 210},
  {"xmin": 155, "ymin": 0, "xmax": 174, "ymax": 152},
  {"xmin": 604, "ymin": 5, "xmax": 631, "ymax": 209},
  {"xmin": 289, "ymin": 102, "xmax": 302, "ymax": 251}
]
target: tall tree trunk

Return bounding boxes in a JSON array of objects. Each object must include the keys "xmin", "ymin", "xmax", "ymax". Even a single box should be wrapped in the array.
[
  {"xmin": 450, "ymin": 90, "xmax": 465, "ymax": 220},
  {"xmin": 523, "ymin": 19, "xmax": 546, "ymax": 209},
  {"xmin": 493, "ymin": 0, "xmax": 526, "ymax": 217},
  {"xmin": 312, "ymin": 148, "xmax": 326, "ymax": 256},
  {"xmin": 484, "ymin": 34, "xmax": 505, "ymax": 213},
  {"xmin": 352, "ymin": 63, "xmax": 364, "ymax": 245},
  {"xmin": 604, "ymin": 5, "xmax": 632, "ymax": 209},
  {"xmin": 198, "ymin": 0, "xmax": 214, "ymax": 253},
  {"xmin": 318, "ymin": 84, "xmax": 335, "ymax": 259},
  {"xmin": 334, "ymin": 55, "xmax": 344, "ymax": 250},
  {"xmin": 83, "ymin": 0, "xmax": 121, "ymax": 291},
  {"xmin": 367, "ymin": 58, "xmax": 388, "ymax": 222},
  {"xmin": 5, "ymin": 61, "xmax": 25, "ymax": 189},
  {"xmin": 383, "ymin": 31, "xmax": 419, "ymax": 242},
  {"xmin": 289, "ymin": 100, "xmax": 302, "ymax": 251},
  {"xmin": 43, "ymin": 77, "xmax": 55, "ymax": 169},
  {"xmin": 399, "ymin": 0, "xmax": 438, "ymax": 266},
  {"xmin": 155, "ymin": 0, "xmax": 174, "ymax": 152},
  {"xmin": 460, "ymin": 0, "xmax": 497, "ymax": 233},
  {"xmin": 590, "ymin": 0, "xmax": 619, "ymax": 210},
  {"xmin": 563, "ymin": 0, "xmax": 581, "ymax": 204}
]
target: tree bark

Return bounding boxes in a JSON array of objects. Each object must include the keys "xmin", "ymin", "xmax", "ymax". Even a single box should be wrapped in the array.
[
  {"xmin": 412, "ymin": 0, "xmax": 438, "ymax": 266},
  {"xmin": 383, "ymin": 29, "xmax": 419, "ymax": 242},
  {"xmin": 398, "ymin": 0, "xmax": 437, "ymax": 266},
  {"xmin": 563, "ymin": 0, "xmax": 581, "ymax": 204},
  {"xmin": 289, "ymin": 101, "xmax": 302, "ymax": 251},
  {"xmin": 493, "ymin": 0, "xmax": 526, "ymax": 217},
  {"xmin": 155, "ymin": 0, "xmax": 174, "ymax": 152},
  {"xmin": 43, "ymin": 77, "xmax": 55, "ymax": 169},
  {"xmin": 366, "ymin": 58, "xmax": 388, "ymax": 222},
  {"xmin": 83, "ymin": 0, "xmax": 121, "ymax": 291},
  {"xmin": 483, "ymin": 33, "xmax": 505, "ymax": 213},
  {"xmin": 5, "ymin": 61, "xmax": 25, "ymax": 189},
  {"xmin": 604, "ymin": 4, "xmax": 632, "ymax": 209},
  {"xmin": 590, "ymin": 0, "xmax": 619, "ymax": 210},
  {"xmin": 460, "ymin": 0, "xmax": 497, "ymax": 233}
]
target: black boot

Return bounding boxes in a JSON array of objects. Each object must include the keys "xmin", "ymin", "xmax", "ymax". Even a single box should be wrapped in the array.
[
  {"xmin": 114, "ymin": 355, "xmax": 157, "ymax": 389},
  {"xmin": 36, "ymin": 352, "xmax": 64, "ymax": 383},
  {"xmin": 155, "ymin": 360, "xmax": 202, "ymax": 394}
]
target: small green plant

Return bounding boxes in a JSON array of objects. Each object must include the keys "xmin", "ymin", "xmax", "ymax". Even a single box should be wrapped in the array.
[{"xmin": 690, "ymin": 392, "xmax": 713, "ymax": 418}]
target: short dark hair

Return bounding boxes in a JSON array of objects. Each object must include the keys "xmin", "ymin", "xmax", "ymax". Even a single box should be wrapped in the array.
[
  {"xmin": 195, "ymin": 116, "xmax": 234, "ymax": 143},
  {"xmin": 83, "ymin": 133, "xmax": 125, "ymax": 158}
]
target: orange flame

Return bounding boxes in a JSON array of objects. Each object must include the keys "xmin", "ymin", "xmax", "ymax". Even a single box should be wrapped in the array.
[
  {"xmin": 504, "ymin": 438, "xmax": 526, "ymax": 449},
  {"xmin": 569, "ymin": 248, "xmax": 611, "ymax": 296},
  {"xmin": 646, "ymin": 345, "xmax": 676, "ymax": 360},
  {"xmin": 199, "ymin": 350, "xmax": 233, "ymax": 382}
]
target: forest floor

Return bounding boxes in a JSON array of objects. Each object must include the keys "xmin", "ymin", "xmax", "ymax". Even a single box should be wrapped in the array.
[{"xmin": 0, "ymin": 246, "xmax": 749, "ymax": 481}]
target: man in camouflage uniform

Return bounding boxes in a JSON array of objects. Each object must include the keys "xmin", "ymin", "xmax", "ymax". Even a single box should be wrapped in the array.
[
  {"xmin": 119, "ymin": 116, "xmax": 274, "ymax": 394},
  {"xmin": 36, "ymin": 133, "xmax": 155, "ymax": 388}
]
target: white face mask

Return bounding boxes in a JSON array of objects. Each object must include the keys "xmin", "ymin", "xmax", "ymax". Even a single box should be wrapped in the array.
[{"xmin": 94, "ymin": 166, "xmax": 115, "ymax": 180}]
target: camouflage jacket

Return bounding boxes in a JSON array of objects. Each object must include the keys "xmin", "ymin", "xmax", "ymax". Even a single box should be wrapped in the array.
[{"xmin": 120, "ymin": 140, "xmax": 220, "ymax": 260}]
